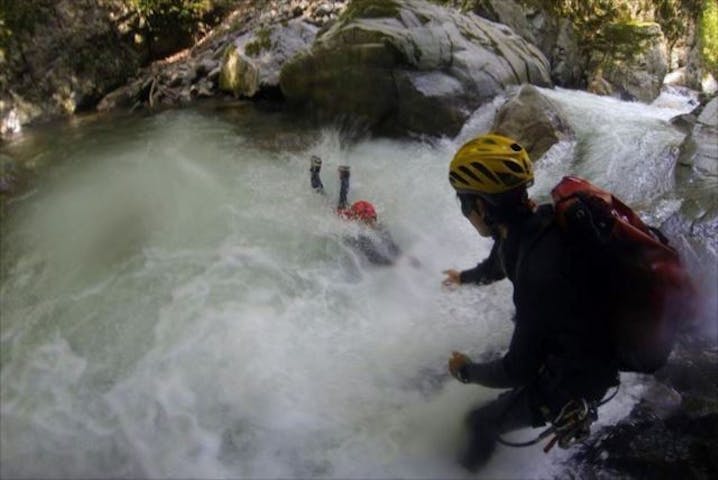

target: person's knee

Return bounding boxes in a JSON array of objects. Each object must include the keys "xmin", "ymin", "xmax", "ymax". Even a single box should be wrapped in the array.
[{"xmin": 465, "ymin": 407, "xmax": 495, "ymax": 431}]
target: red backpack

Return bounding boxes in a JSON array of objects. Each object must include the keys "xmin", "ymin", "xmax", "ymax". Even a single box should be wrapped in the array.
[{"xmin": 551, "ymin": 176, "xmax": 694, "ymax": 373}]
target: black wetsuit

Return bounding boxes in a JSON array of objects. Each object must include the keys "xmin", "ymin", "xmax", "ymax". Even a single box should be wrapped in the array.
[
  {"xmin": 344, "ymin": 228, "xmax": 400, "ymax": 266},
  {"xmin": 457, "ymin": 205, "xmax": 619, "ymax": 470},
  {"xmin": 311, "ymin": 163, "xmax": 400, "ymax": 266}
]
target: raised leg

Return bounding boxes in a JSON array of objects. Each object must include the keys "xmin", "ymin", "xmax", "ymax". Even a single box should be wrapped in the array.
[
  {"xmin": 310, "ymin": 155, "xmax": 324, "ymax": 194},
  {"xmin": 337, "ymin": 165, "xmax": 350, "ymax": 211}
]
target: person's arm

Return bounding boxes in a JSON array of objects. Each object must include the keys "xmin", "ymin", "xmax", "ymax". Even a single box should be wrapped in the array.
[
  {"xmin": 457, "ymin": 241, "xmax": 506, "ymax": 285},
  {"xmin": 450, "ymin": 352, "xmax": 519, "ymax": 388},
  {"xmin": 450, "ymin": 237, "xmax": 571, "ymax": 388},
  {"xmin": 450, "ymin": 308, "xmax": 544, "ymax": 389}
]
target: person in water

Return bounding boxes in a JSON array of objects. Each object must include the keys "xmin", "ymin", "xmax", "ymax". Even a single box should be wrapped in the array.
[
  {"xmin": 310, "ymin": 155, "xmax": 400, "ymax": 266},
  {"xmin": 442, "ymin": 134, "xmax": 620, "ymax": 471}
]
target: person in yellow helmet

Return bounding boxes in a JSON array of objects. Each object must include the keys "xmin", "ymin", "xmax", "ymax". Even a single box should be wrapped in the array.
[{"xmin": 443, "ymin": 134, "xmax": 619, "ymax": 471}]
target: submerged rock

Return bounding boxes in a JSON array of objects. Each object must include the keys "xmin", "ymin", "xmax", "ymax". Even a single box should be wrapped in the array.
[
  {"xmin": 491, "ymin": 84, "xmax": 573, "ymax": 162},
  {"xmin": 279, "ymin": 0, "xmax": 551, "ymax": 136}
]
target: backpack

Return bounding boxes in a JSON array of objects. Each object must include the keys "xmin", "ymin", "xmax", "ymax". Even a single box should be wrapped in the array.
[{"xmin": 550, "ymin": 176, "xmax": 694, "ymax": 373}]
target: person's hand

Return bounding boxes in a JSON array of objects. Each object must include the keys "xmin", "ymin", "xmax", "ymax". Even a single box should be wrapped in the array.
[
  {"xmin": 442, "ymin": 269, "xmax": 462, "ymax": 287},
  {"xmin": 449, "ymin": 351, "xmax": 471, "ymax": 383}
]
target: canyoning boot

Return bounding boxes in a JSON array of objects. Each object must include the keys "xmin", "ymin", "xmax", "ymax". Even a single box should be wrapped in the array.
[{"xmin": 310, "ymin": 155, "xmax": 322, "ymax": 173}]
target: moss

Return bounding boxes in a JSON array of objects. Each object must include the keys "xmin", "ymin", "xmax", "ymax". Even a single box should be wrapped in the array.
[
  {"xmin": 700, "ymin": 0, "xmax": 718, "ymax": 75},
  {"xmin": 339, "ymin": 0, "xmax": 401, "ymax": 23},
  {"xmin": 244, "ymin": 27, "xmax": 271, "ymax": 57}
]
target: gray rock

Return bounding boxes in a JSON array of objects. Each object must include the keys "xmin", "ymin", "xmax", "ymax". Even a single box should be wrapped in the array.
[
  {"xmin": 280, "ymin": 0, "xmax": 551, "ymax": 136},
  {"xmin": 678, "ymin": 97, "xmax": 718, "ymax": 176},
  {"xmin": 491, "ymin": 84, "xmax": 573, "ymax": 161},
  {"xmin": 697, "ymin": 97, "xmax": 717, "ymax": 126},
  {"xmin": 550, "ymin": 19, "xmax": 582, "ymax": 87},
  {"xmin": 219, "ymin": 46, "xmax": 261, "ymax": 97},
  {"xmin": 219, "ymin": 19, "xmax": 319, "ymax": 97},
  {"xmin": 472, "ymin": 0, "xmax": 537, "ymax": 45},
  {"xmin": 470, "ymin": 1, "xmax": 584, "ymax": 88}
]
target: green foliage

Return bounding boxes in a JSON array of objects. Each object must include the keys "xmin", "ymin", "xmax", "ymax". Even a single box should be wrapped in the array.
[
  {"xmin": 701, "ymin": 0, "xmax": 718, "ymax": 74},
  {"xmin": 129, "ymin": 0, "xmax": 212, "ymax": 29},
  {"xmin": 0, "ymin": 0, "xmax": 54, "ymax": 47},
  {"xmin": 340, "ymin": 0, "xmax": 401, "ymax": 22}
]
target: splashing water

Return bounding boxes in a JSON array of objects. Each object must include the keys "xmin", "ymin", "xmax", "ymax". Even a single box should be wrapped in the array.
[{"xmin": 0, "ymin": 89, "xmax": 699, "ymax": 478}]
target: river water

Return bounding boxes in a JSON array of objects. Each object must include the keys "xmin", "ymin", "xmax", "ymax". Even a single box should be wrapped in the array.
[{"xmin": 0, "ymin": 89, "xmax": 706, "ymax": 478}]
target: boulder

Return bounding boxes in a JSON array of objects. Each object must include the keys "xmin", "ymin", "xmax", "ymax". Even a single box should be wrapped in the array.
[
  {"xmin": 491, "ymin": 84, "xmax": 573, "ymax": 161},
  {"xmin": 677, "ymin": 97, "xmax": 718, "ymax": 176},
  {"xmin": 279, "ymin": 0, "xmax": 551, "ymax": 136},
  {"xmin": 219, "ymin": 46, "xmax": 261, "ymax": 97},
  {"xmin": 219, "ymin": 19, "xmax": 319, "ymax": 98},
  {"xmin": 471, "ymin": 0, "xmax": 537, "ymax": 46}
]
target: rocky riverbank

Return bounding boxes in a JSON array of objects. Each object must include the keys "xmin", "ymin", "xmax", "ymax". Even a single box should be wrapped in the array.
[{"xmin": 3, "ymin": 0, "xmax": 716, "ymax": 137}]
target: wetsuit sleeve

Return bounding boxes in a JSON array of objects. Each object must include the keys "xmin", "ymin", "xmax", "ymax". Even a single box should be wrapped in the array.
[
  {"xmin": 463, "ymin": 279, "xmax": 556, "ymax": 388},
  {"xmin": 459, "ymin": 241, "xmax": 505, "ymax": 285},
  {"xmin": 461, "ymin": 358, "xmax": 517, "ymax": 388}
]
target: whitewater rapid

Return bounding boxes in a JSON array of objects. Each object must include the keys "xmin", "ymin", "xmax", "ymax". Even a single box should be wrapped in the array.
[{"xmin": 0, "ymin": 88, "xmax": 699, "ymax": 478}]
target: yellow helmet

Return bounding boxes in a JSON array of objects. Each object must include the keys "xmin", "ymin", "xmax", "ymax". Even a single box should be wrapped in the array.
[{"xmin": 449, "ymin": 134, "xmax": 534, "ymax": 196}]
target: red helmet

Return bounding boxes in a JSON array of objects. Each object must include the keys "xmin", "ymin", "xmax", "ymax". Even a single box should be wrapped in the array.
[{"xmin": 350, "ymin": 200, "xmax": 377, "ymax": 222}]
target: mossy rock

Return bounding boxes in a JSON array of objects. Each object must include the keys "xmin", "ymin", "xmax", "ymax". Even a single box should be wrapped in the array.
[
  {"xmin": 219, "ymin": 45, "xmax": 259, "ymax": 97},
  {"xmin": 339, "ymin": 0, "xmax": 402, "ymax": 23},
  {"xmin": 281, "ymin": 0, "xmax": 551, "ymax": 136}
]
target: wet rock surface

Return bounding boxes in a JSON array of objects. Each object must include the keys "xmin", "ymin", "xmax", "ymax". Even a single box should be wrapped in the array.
[
  {"xmin": 279, "ymin": 0, "xmax": 551, "ymax": 136},
  {"xmin": 491, "ymin": 84, "xmax": 573, "ymax": 162},
  {"xmin": 97, "ymin": 1, "xmax": 349, "ymax": 113},
  {"xmin": 567, "ymin": 337, "xmax": 718, "ymax": 480}
]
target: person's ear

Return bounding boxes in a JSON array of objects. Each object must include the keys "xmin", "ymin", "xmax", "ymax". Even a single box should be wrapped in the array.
[{"xmin": 473, "ymin": 197, "xmax": 486, "ymax": 218}]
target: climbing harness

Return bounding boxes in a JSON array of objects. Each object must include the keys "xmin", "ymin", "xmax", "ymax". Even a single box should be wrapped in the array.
[{"xmin": 497, "ymin": 386, "xmax": 619, "ymax": 452}]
